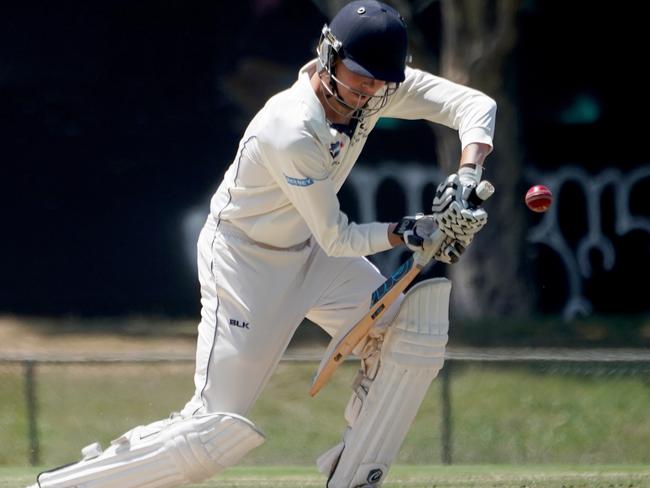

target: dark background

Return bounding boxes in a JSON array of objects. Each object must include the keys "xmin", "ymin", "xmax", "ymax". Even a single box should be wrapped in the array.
[{"xmin": 2, "ymin": 1, "xmax": 648, "ymax": 319}]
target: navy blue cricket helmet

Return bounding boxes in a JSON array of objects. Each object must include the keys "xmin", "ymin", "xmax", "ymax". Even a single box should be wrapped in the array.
[{"xmin": 318, "ymin": 0, "xmax": 409, "ymax": 83}]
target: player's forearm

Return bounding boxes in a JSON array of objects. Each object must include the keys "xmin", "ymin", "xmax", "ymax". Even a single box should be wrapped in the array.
[
  {"xmin": 387, "ymin": 222, "xmax": 402, "ymax": 247},
  {"xmin": 459, "ymin": 142, "xmax": 492, "ymax": 169}
]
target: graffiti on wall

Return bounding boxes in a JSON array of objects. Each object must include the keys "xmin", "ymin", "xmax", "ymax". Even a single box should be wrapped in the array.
[
  {"xmin": 182, "ymin": 164, "xmax": 649, "ymax": 318},
  {"xmin": 526, "ymin": 166, "xmax": 650, "ymax": 318},
  {"xmin": 346, "ymin": 164, "xmax": 650, "ymax": 319}
]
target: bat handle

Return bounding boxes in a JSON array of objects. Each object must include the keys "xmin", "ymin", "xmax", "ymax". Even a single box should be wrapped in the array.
[
  {"xmin": 413, "ymin": 229, "xmax": 446, "ymax": 268},
  {"xmin": 467, "ymin": 180, "xmax": 495, "ymax": 208}
]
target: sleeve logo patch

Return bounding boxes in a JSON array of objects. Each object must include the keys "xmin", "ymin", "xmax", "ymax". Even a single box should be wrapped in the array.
[{"xmin": 284, "ymin": 174, "xmax": 315, "ymax": 187}]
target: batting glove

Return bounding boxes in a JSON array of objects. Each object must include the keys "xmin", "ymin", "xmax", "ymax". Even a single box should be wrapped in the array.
[
  {"xmin": 393, "ymin": 214, "xmax": 436, "ymax": 252},
  {"xmin": 431, "ymin": 173, "xmax": 488, "ymax": 242},
  {"xmin": 434, "ymin": 237, "xmax": 468, "ymax": 264}
]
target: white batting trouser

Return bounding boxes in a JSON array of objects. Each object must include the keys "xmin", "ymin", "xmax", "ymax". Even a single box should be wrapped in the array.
[
  {"xmin": 181, "ymin": 215, "xmax": 402, "ymax": 416},
  {"xmin": 30, "ymin": 215, "xmax": 401, "ymax": 488}
]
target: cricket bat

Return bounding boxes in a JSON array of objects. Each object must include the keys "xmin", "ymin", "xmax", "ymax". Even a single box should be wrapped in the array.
[{"xmin": 309, "ymin": 180, "xmax": 494, "ymax": 396}]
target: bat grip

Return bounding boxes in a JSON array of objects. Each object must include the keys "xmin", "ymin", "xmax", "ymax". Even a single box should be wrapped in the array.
[{"xmin": 467, "ymin": 180, "xmax": 495, "ymax": 208}]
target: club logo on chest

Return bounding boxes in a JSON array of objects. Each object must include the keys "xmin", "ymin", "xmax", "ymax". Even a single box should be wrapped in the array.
[{"xmin": 329, "ymin": 141, "xmax": 344, "ymax": 165}]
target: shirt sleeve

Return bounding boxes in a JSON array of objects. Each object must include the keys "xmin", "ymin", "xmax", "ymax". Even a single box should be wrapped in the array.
[
  {"xmin": 383, "ymin": 67, "xmax": 497, "ymax": 150},
  {"xmin": 261, "ymin": 133, "xmax": 392, "ymax": 258}
]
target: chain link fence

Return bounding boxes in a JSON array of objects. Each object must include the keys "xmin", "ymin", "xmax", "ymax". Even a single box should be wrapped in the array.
[{"xmin": 1, "ymin": 349, "xmax": 649, "ymax": 467}]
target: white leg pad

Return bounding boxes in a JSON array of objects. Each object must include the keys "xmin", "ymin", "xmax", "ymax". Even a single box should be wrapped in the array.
[
  {"xmin": 30, "ymin": 412, "xmax": 265, "ymax": 488},
  {"xmin": 322, "ymin": 278, "xmax": 451, "ymax": 488}
]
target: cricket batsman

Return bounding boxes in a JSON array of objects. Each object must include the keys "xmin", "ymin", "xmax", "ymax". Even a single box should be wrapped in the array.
[{"xmin": 29, "ymin": 1, "xmax": 496, "ymax": 486}]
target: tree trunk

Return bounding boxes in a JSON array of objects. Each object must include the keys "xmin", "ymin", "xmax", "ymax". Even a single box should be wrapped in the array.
[{"xmin": 431, "ymin": 0, "xmax": 533, "ymax": 318}]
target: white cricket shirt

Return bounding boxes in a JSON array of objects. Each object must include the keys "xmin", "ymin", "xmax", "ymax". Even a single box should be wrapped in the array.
[{"xmin": 210, "ymin": 60, "xmax": 496, "ymax": 257}]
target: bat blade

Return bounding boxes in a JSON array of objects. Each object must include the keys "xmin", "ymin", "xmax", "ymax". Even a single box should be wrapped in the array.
[
  {"xmin": 309, "ymin": 180, "xmax": 494, "ymax": 397},
  {"xmin": 309, "ymin": 258, "xmax": 422, "ymax": 396}
]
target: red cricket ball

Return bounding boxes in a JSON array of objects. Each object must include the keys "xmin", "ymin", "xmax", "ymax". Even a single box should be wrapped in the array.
[{"xmin": 525, "ymin": 185, "xmax": 553, "ymax": 213}]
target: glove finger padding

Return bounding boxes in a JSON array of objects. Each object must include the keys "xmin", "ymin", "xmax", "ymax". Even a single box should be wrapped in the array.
[
  {"xmin": 431, "ymin": 174, "xmax": 462, "ymax": 214},
  {"xmin": 434, "ymin": 237, "xmax": 468, "ymax": 264},
  {"xmin": 432, "ymin": 175, "xmax": 488, "ymax": 242}
]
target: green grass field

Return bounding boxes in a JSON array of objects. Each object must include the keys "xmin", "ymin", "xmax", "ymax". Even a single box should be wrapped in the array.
[
  {"xmin": 2, "ymin": 360, "xmax": 649, "ymax": 470},
  {"xmin": 5, "ymin": 465, "xmax": 650, "ymax": 488}
]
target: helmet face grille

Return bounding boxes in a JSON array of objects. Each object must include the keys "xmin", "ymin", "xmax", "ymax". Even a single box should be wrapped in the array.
[
  {"xmin": 316, "ymin": 29, "xmax": 399, "ymax": 120},
  {"xmin": 329, "ymin": 71, "xmax": 398, "ymax": 118}
]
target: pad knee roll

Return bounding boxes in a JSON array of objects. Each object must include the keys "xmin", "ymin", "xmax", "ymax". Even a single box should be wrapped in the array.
[{"xmin": 323, "ymin": 278, "xmax": 451, "ymax": 488}]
